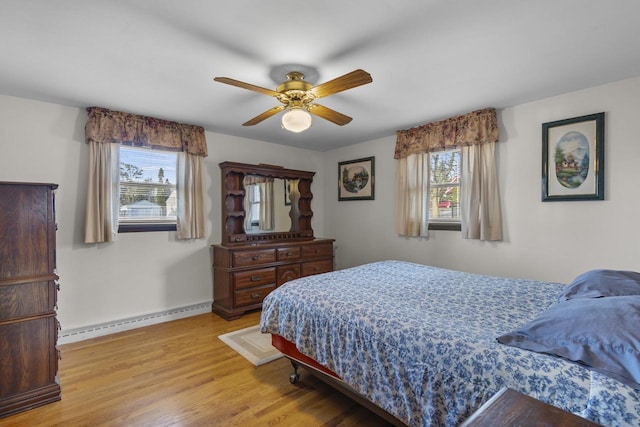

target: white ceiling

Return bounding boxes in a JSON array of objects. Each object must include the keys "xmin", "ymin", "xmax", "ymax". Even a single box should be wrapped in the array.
[{"xmin": 2, "ymin": 1, "xmax": 640, "ymax": 151}]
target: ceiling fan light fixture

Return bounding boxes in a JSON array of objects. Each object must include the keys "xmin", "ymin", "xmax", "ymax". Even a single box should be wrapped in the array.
[
  {"xmin": 281, "ymin": 107, "xmax": 312, "ymax": 133},
  {"xmin": 214, "ymin": 69, "xmax": 371, "ymax": 129}
]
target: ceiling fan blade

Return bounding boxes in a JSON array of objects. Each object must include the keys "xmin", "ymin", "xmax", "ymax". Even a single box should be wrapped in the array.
[
  {"xmin": 309, "ymin": 69, "xmax": 372, "ymax": 99},
  {"xmin": 214, "ymin": 77, "xmax": 280, "ymax": 97},
  {"xmin": 243, "ymin": 105, "xmax": 286, "ymax": 126},
  {"xmin": 307, "ymin": 104, "xmax": 353, "ymax": 126}
]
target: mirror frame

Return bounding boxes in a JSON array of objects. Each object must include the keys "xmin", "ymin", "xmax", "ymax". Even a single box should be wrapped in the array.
[{"xmin": 219, "ymin": 161, "xmax": 316, "ymax": 245}]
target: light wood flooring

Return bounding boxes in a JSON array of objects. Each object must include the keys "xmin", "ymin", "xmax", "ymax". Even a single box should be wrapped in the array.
[{"xmin": 2, "ymin": 311, "xmax": 389, "ymax": 426}]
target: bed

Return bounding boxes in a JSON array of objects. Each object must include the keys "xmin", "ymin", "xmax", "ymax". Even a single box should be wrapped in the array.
[{"xmin": 259, "ymin": 260, "xmax": 640, "ymax": 426}]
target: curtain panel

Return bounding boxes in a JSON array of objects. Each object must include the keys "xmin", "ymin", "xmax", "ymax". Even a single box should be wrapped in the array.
[
  {"xmin": 394, "ymin": 108, "xmax": 498, "ymax": 158},
  {"xmin": 85, "ymin": 107, "xmax": 208, "ymax": 157},
  {"xmin": 395, "ymin": 153, "xmax": 430, "ymax": 237},
  {"xmin": 84, "ymin": 141, "xmax": 120, "ymax": 243},
  {"xmin": 460, "ymin": 142, "xmax": 502, "ymax": 241},
  {"xmin": 258, "ymin": 181, "xmax": 275, "ymax": 231},
  {"xmin": 176, "ymin": 152, "xmax": 206, "ymax": 239}
]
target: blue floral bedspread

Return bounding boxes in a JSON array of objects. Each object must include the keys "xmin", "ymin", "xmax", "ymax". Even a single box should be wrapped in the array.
[{"xmin": 260, "ymin": 260, "xmax": 640, "ymax": 426}]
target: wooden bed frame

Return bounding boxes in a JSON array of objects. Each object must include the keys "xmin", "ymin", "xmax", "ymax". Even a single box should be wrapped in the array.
[{"xmin": 271, "ymin": 334, "xmax": 407, "ymax": 426}]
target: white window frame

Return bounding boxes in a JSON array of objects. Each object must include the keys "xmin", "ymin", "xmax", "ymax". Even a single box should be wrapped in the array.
[
  {"xmin": 117, "ymin": 146, "xmax": 178, "ymax": 233},
  {"xmin": 428, "ymin": 148, "xmax": 462, "ymax": 230}
]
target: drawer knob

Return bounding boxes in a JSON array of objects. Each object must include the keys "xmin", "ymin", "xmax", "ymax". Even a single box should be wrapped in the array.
[
  {"xmin": 287, "ymin": 251, "xmax": 295, "ymax": 256},
  {"xmin": 250, "ymin": 292, "xmax": 263, "ymax": 300},
  {"xmin": 252, "ymin": 255, "xmax": 262, "ymax": 261},
  {"xmin": 250, "ymin": 275, "xmax": 263, "ymax": 282}
]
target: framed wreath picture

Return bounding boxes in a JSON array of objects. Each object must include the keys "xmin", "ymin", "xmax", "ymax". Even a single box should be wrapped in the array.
[
  {"xmin": 542, "ymin": 112, "xmax": 605, "ymax": 201},
  {"xmin": 338, "ymin": 156, "xmax": 375, "ymax": 201}
]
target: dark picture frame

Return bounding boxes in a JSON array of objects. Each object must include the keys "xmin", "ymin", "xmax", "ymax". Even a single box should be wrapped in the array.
[
  {"xmin": 542, "ymin": 112, "xmax": 605, "ymax": 201},
  {"xmin": 338, "ymin": 156, "xmax": 375, "ymax": 201},
  {"xmin": 284, "ymin": 179, "xmax": 291, "ymax": 206}
]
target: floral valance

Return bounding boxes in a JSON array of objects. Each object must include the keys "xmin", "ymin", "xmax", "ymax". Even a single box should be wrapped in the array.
[
  {"xmin": 394, "ymin": 108, "xmax": 498, "ymax": 159},
  {"xmin": 85, "ymin": 107, "xmax": 208, "ymax": 157}
]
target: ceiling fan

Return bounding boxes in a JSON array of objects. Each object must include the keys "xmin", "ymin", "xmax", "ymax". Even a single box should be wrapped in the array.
[{"xmin": 213, "ymin": 69, "xmax": 373, "ymax": 133}]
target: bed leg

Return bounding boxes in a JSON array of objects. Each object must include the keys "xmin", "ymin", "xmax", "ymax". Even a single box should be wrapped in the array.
[{"xmin": 289, "ymin": 361, "xmax": 300, "ymax": 384}]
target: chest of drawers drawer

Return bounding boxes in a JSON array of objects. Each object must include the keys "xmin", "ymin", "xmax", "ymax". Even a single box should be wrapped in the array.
[
  {"xmin": 301, "ymin": 243, "xmax": 333, "ymax": 258},
  {"xmin": 233, "ymin": 267, "xmax": 276, "ymax": 289},
  {"xmin": 0, "ymin": 280, "xmax": 56, "ymax": 321},
  {"xmin": 302, "ymin": 259, "xmax": 333, "ymax": 276},
  {"xmin": 232, "ymin": 249, "xmax": 276, "ymax": 266},
  {"xmin": 235, "ymin": 284, "xmax": 276, "ymax": 307},
  {"xmin": 277, "ymin": 264, "xmax": 301, "ymax": 285},
  {"xmin": 277, "ymin": 246, "xmax": 301, "ymax": 261}
]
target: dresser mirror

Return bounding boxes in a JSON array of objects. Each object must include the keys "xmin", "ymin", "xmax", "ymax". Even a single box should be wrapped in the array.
[
  {"xmin": 219, "ymin": 161, "xmax": 316, "ymax": 245},
  {"xmin": 243, "ymin": 176, "xmax": 294, "ymax": 233}
]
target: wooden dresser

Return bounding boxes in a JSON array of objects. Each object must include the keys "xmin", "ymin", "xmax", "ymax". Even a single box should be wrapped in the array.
[
  {"xmin": 461, "ymin": 388, "xmax": 602, "ymax": 427},
  {"xmin": 0, "ymin": 182, "xmax": 61, "ymax": 418},
  {"xmin": 211, "ymin": 239, "xmax": 334, "ymax": 320}
]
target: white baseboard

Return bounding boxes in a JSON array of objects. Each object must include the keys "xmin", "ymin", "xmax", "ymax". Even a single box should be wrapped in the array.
[{"xmin": 58, "ymin": 301, "xmax": 213, "ymax": 345}]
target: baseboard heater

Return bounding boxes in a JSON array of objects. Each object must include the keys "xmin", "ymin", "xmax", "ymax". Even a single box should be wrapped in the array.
[{"xmin": 58, "ymin": 301, "xmax": 212, "ymax": 345}]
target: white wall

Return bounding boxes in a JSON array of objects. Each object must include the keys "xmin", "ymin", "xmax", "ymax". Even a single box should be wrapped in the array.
[
  {"xmin": 0, "ymin": 95, "xmax": 325, "ymax": 330},
  {"xmin": 2, "ymin": 74, "xmax": 639, "ymax": 333},
  {"xmin": 323, "ymin": 76, "xmax": 640, "ymax": 284}
]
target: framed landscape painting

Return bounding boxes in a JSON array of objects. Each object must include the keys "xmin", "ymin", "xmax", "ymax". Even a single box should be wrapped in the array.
[
  {"xmin": 338, "ymin": 156, "xmax": 375, "ymax": 201},
  {"xmin": 542, "ymin": 112, "xmax": 604, "ymax": 201}
]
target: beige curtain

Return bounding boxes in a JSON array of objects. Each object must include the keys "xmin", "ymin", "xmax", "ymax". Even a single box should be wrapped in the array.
[
  {"xmin": 176, "ymin": 152, "xmax": 206, "ymax": 239},
  {"xmin": 84, "ymin": 141, "xmax": 120, "ymax": 243},
  {"xmin": 395, "ymin": 153, "xmax": 430, "ymax": 237},
  {"xmin": 84, "ymin": 107, "xmax": 208, "ymax": 243},
  {"xmin": 258, "ymin": 181, "xmax": 274, "ymax": 231},
  {"xmin": 394, "ymin": 108, "xmax": 502, "ymax": 241},
  {"xmin": 460, "ymin": 142, "xmax": 502, "ymax": 241},
  {"xmin": 244, "ymin": 184, "xmax": 257, "ymax": 231}
]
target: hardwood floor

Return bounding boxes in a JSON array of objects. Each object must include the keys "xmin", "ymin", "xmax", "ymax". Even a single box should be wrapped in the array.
[{"xmin": 2, "ymin": 311, "xmax": 389, "ymax": 426}]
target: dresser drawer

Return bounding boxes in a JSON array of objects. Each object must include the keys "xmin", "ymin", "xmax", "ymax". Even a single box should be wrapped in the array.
[
  {"xmin": 233, "ymin": 267, "xmax": 276, "ymax": 290},
  {"xmin": 0, "ymin": 281, "xmax": 55, "ymax": 321},
  {"xmin": 301, "ymin": 259, "xmax": 333, "ymax": 276},
  {"xmin": 232, "ymin": 249, "xmax": 276, "ymax": 267},
  {"xmin": 277, "ymin": 264, "xmax": 301, "ymax": 285},
  {"xmin": 301, "ymin": 243, "xmax": 333, "ymax": 258},
  {"xmin": 234, "ymin": 284, "xmax": 276, "ymax": 307},
  {"xmin": 277, "ymin": 246, "xmax": 301, "ymax": 261}
]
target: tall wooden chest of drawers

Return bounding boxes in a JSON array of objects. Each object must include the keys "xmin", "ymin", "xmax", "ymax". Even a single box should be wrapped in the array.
[
  {"xmin": 0, "ymin": 182, "xmax": 61, "ymax": 418},
  {"xmin": 211, "ymin": 239, "xmax": 334, "ymax": 320}
]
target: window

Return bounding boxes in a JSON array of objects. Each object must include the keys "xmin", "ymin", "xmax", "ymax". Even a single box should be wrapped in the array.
[
  {"xmin": 118, "ymin": 146, "xmax": 177, "ymax": 232},
  {"xmin": 429, "ymin": 149, "xmax": 461, "ymax": 230}
]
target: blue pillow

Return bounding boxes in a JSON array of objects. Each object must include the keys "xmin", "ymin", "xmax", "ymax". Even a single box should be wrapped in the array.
[
  {"xmin": 558, "ymin": 269, "xmax": 640, "ymax": 301},
  {"xmin": 497, "ymin": 296, "xmax": 640, "ymax": 390}
]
